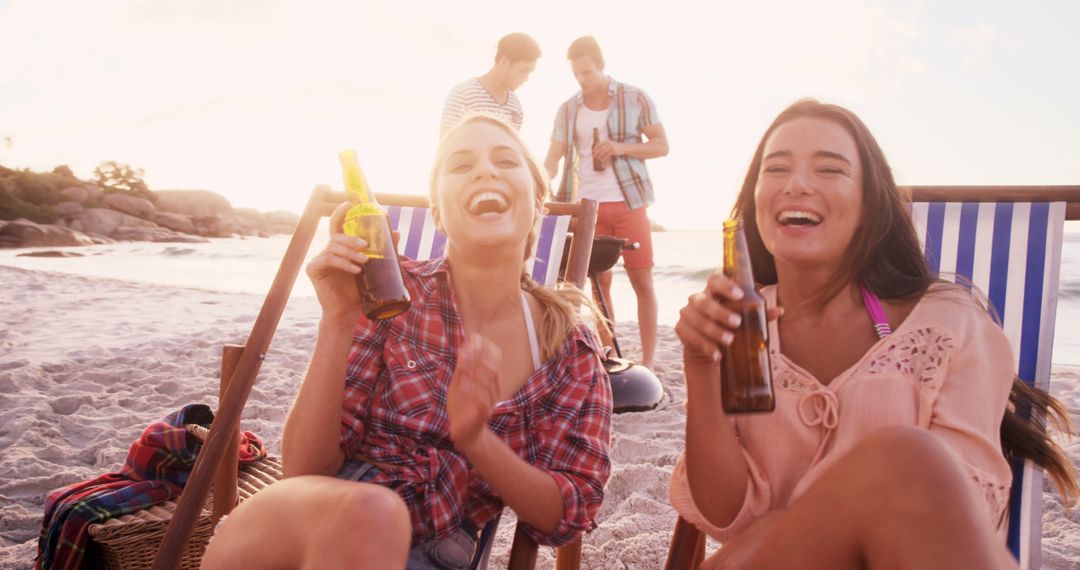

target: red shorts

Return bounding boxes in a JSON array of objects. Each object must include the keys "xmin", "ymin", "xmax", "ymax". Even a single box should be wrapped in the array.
[{"xmin": 596, "ymin": 201, "xmax": 654, "ymax": 270}]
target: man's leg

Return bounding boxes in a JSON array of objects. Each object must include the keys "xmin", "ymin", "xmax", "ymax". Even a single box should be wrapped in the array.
[
  {"xmin": 596, "ymin": 269, "xmax": 615, "ymax": 322},
  {"xmin": 591, "ymin": 203, "xmax": 619, "ymax": 355},
  {"xmin": 625, "ymin": 267, "xmax": 657, "ymax": 368},
  {"xmin": 614, "ymin": 203, "xmax": 657, "ymax": 369}
]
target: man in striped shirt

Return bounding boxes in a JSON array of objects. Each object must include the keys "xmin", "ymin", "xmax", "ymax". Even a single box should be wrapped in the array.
[
  {"xmin": 544, "ymin": 36, "xmax": 669, "ymax": 370},
  {"xmin": 440, "ymin": 33, "xmax": 540, "ymax": 134}
]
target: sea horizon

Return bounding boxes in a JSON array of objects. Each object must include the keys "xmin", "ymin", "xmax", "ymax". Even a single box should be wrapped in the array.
[{"xmin": 3, "ymin": 228, "xmax": 1079, "ymax": 366}]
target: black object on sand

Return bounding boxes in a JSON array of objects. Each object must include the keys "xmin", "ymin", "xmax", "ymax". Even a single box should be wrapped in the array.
[{"xmin": 565, "ymin": 235, "xmax": 665, "ymax": 414}]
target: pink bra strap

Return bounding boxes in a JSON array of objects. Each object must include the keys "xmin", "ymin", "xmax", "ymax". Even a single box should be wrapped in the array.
[{"xmin": 860, "ymin": 285, "xmax": 892, "ymax": 339}]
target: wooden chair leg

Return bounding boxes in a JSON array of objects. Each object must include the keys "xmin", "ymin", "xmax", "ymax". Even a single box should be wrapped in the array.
[
  {"xmin": 507, "ymin": 524, "xmax": 538, "ymax": 570},
  {"xmin": 555, "ymin": 536, "xmax": 582, "ymax": 570},
  {"xmin": 211, "ymin": 344, "xmax": 243, "ymax": 525},
  {"xmin": 152, "ymin": 185, "xmax": 330, "ymax": 570},
  {"xmin": 665, "ymin": 516, "xmax": 706, "ymax": 570}
]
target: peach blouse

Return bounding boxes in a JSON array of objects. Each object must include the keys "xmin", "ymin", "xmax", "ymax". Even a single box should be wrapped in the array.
[{"xmin": 669, "ymin": 284, "xmax": 1015, "ymax": 541}]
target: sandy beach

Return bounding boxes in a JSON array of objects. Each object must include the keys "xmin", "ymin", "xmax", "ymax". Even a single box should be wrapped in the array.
[{"xmin": 1, "ymin": 264, "xmax": 1078, "ymax": 569}]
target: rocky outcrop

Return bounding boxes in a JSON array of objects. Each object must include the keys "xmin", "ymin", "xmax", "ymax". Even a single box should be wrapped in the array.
[
  {"xmin": 65, "ymin": 208, "xmax": 203, "ymax": 244},
  {"xmin": 1, "ymin": 187, "xmax": 296, "ymax": 248}
]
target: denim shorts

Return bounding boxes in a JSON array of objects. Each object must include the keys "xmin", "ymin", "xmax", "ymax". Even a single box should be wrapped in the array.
[{"xmin": 339, "ymin": 459, "xmax": 479, "ymax": 570}]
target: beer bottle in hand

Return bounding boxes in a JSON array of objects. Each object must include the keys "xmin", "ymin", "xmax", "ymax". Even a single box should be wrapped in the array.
[
  {"xmin": 591, "ymin": 128, "xmax": 604, "ymax": 172},
  {"xmin": 338, "ymin": 150, "xmax": 411, "ymax": 320},
  {"xmin": 719, "ymin": 218, "xmax": 775, "ymax": 413}
]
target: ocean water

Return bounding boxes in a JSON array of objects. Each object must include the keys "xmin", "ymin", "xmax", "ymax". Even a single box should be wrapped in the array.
[{"xmin": 2, "ymin": 226, "xmax": 1078, "ymax": 365}]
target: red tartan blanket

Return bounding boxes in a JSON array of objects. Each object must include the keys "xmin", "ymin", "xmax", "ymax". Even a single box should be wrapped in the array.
[{"xmin": 36, "ymin": 404, "xmax": 265, "ymax": 570}]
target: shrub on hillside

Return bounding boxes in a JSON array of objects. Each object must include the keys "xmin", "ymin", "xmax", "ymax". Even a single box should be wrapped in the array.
[
  {"xmin": 9, "ymin": 170, "xmax": 65, "ymax": 205},
  {"xmin": 0, "ymin": 178, "xmax": 57, "ymax": 223}
]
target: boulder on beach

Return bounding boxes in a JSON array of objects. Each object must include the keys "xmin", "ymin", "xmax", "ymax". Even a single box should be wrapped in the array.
[
  {"xmin": 103, "ymin": 193, "xmax": 155, "ymax": 218},
  {"xmin": 151, "ymin": 211, "xmax": 197, "ymax": 235},
  {"xmin": 16, "ymin": 250, "xmax": 86, "ymax": 258},
  {"xmin": 70, "ymin": 208, "xmax": 155, "ymax": 237},
  {"xmin": 0, "ymin": 219, "xmax": 97, "ymax": 248},
  {"xmin": 60, "ymin": 186, "xmax": 89, "ymax": 204},
  {"xmin": 234, "ymin": 208, "xmax": 272, "ymax": 235},
  {"xmin": 156, "ymin": 190, "xmax": 233, "ymax": 217},
  {"xmin": 266, "ymin": 210, "xmax": 299, "ymax": 234},
  {"xmin": 53, "ymin": 201, "xmax": 84, "ymax": 218}
]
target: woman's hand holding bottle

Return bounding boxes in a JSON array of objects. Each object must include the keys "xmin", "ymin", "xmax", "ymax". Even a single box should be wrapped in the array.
[
  {"xmin": 677, "ymin": 271, "xmax": 778, "ymax": 362},
  {"xmin": 305, "ymin": 202, "xmax": 367, "ymax": 321}
]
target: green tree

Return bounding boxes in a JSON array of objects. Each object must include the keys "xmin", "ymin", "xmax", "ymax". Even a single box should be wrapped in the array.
[{"xmin": 93, "ymin": 160, "xmax": 153, "ymax": 200}]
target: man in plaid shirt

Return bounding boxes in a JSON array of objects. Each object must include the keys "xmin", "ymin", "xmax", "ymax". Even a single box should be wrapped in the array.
[{"xmin": 544, "ymin": 35, "xmax": 670, "ymax": 370}]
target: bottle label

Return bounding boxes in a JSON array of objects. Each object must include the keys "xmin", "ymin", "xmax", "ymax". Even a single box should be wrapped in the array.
[{"xmin": 343, "ymin": 204, "xmax": 390, "ymax": 259}]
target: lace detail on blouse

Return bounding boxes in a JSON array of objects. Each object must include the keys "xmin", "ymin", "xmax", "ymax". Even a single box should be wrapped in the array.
[
  {"xmin": 865, "ymin": 327, "xmax": 955, "ymax": 388},
  {"xmin": 972, "ymin": 469, "xmax": 1012, "ymax": 522},
  {"xmin": 771, "ymin": 355, "xmax": 822, "ymax": 395}
]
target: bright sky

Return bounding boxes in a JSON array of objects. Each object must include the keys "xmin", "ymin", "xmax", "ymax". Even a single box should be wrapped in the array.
[{"xmin": 1, "ymin": 0, "xmax": 1077, "ymax": 229}]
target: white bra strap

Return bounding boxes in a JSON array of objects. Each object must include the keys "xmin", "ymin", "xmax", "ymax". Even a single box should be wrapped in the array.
[{"xmin": 521, "ymin": 291, "xmax": 541, "ymax": 370}]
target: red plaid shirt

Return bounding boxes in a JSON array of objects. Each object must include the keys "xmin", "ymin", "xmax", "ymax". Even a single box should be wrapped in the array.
[{"xmin": 339, "ymin": 257, "xmax": 613, "ymax": 546}]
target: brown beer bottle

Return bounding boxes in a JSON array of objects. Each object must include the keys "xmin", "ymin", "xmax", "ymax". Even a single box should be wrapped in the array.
[
  {"xmin": 591, "ymin": 128, "xmax": 604, "ymax": 172},
  {"xmin": 338, "ymin": 150, "xmax": 411, "ymax": 320},
  {"xmin": 719, "ymin": 218, "xmax": 775, "ymax": 413}
]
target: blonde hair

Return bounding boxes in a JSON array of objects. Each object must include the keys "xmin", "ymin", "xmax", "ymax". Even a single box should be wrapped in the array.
[{"xmin": 430, "ymin": 114, "xmax": 606, "ymax": 360}]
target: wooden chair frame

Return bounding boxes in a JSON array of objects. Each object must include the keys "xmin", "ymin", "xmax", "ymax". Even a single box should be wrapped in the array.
[
  {"xmin": 664, "ymin": 185, "xmax": 1080, "ymax": 570},
  {"xmin": 150, "ymin": 186, "xmax": 599, "ymax": 570}
]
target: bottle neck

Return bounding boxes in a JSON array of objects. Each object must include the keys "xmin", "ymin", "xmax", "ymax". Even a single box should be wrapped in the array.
[
  {"xmin": 339, "ymin": 152, "xmax": 376, "ymax": 204},
  {"xmin": 723, "ymin": 226, "xmax": 757, "ymax": 289}
]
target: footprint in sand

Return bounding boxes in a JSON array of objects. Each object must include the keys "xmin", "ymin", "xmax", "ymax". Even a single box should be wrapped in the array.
[
  {"xmin": 0, "ymin": 359, "xmax": 29, "ymax": 372},
  {"xmin": 49, "ymin": 394, "xmax": 91, "ymax": 416}
]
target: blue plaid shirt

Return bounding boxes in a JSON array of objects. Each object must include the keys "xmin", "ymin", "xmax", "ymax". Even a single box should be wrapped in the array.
[{"xmin": 551, "ymin": 78, "xmax": 660, "ymax": 210}]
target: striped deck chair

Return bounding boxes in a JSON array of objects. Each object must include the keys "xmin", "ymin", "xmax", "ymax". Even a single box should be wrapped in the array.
[
  {"xmin": 385, "ymin": 193, "xmax": 579, "ymax": 287},
  {"xmin": 664, "ymin": 186, "xmax": 1079, "ymax": 570},
  {"xmin": 908, "ymin": 186, "xmax": 1076, "ymax": 569},
  {"xmin": 145, "ymin": 187, "xmax": 599, "ymax": 570}
]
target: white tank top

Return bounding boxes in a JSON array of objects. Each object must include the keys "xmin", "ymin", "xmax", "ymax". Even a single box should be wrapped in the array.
[{"xmin": 573, "ymin": 106, "xmax": 624, "ymax": 203}]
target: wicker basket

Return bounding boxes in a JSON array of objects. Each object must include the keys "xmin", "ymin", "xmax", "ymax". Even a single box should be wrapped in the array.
[{"xmin": 86, "ymin": 424, "xmax": 283, "ymax": 570}]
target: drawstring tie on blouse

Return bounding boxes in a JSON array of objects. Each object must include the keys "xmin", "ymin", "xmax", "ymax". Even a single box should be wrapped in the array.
[{"xmin": 798, "ymin": 388, "xmax": 839, "ymax": 465}]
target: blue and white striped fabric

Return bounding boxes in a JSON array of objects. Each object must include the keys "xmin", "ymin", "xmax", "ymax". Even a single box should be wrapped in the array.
[
  {"xmin": 910, "ymin": 201, "xmax": 1066, "ymax": 570},
  {"xmin": 386, "ymin": 205, "xmax": 572, "ymax": 287}
]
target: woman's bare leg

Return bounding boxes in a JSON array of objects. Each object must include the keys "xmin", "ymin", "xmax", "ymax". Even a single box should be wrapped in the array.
[
  {"xmin": 201, "ymin": 475, "xmax": 411, "ymax": 570},
  {"xmin": 712, "ymin": 426, "xmax": 1015, "ymax": 570}
]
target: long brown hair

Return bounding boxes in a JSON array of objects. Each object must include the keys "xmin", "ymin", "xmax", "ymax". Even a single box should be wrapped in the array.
[
  {"xmin": 733, "ymin": 98, "xmax": 1077, "ymax": 506},
  {"xmin": 430, "ymin": 114, "xmax": 605, "ymax": 360}
]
